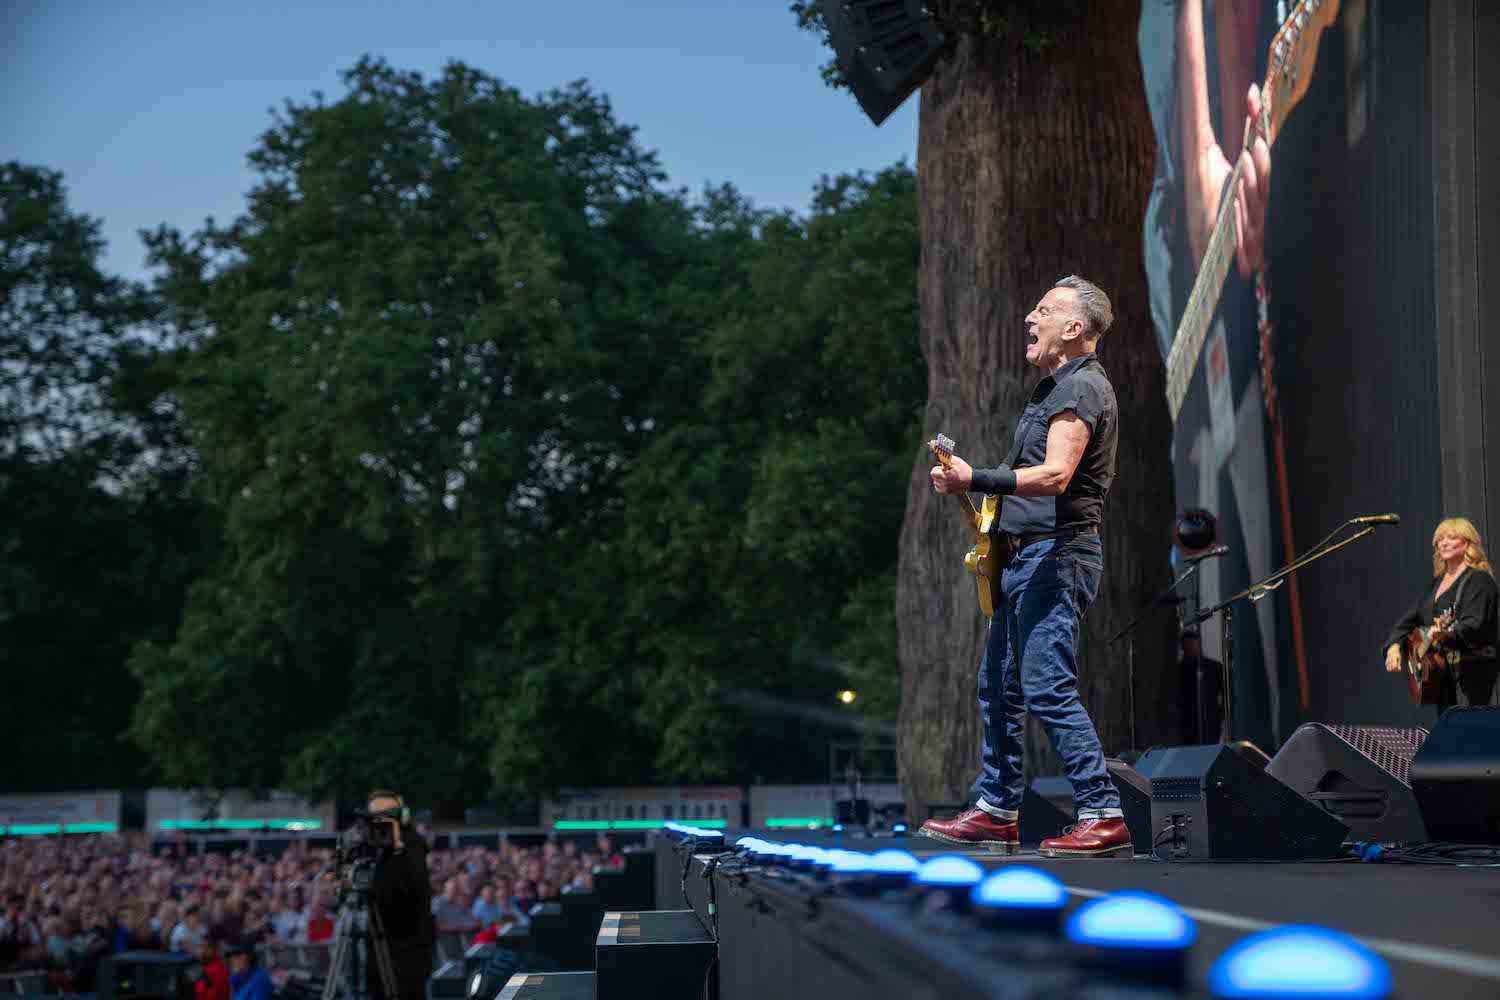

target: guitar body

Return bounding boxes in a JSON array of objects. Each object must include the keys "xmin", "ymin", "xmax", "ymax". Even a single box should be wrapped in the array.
[
  {"xmin": 964, "ymin": 494, "xmax": 1006, "ymax": 617},
  {"xmin": 1403, "ymin": 611, "xmax": 1455, "ymax": 706},
  {"xmin": 930, "ymin": 434, "xmax": 1011, "ymax": 618}
]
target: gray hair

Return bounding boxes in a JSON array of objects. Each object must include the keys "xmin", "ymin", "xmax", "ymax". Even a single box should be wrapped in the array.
[{"xmin": 1053, "ymin": 275, "xmax": 1113, "ymax": 340}]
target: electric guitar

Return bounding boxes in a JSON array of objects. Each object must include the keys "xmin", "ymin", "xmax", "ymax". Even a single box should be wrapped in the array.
[
  {"xmin": 1403, "ymin": 609, "xmax": 1455, "ymax": 707},
  {"xmin": 929, "ymin": 434, "xmax": 1007, "ymax": 618}
]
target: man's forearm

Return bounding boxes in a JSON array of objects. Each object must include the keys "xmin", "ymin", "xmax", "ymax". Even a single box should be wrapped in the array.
[
  {"xmin": 972, "ymin": 464, "xmax": 1068, "ymax": 497},
  {"xmin": 970, "ymin": 465, "xmax": 1017, "ymax": 495}
]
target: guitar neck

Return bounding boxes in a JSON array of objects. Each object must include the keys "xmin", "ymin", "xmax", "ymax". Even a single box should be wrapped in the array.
[
  {"xmin": 1162, "ymin": 0, "xmax": 1341, "ymax": 421},
  {"xmin": 1164, "ymin": 160, "xmax": 1243, "ymax": 420}
]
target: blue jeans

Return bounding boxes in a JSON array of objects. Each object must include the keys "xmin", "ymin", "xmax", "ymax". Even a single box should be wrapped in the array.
[{"xmin": 976, "ymin": 533, "xmax": 1120, "ymax": 816}]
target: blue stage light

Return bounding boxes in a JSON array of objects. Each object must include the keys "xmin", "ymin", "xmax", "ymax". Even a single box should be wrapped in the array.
[
  {"xmin": 892, "ymin": 823, "xmax": 908, "ymax": 834},
  {"xmin": 866, "ymin": 849, "xmax": 920, "ymax": 874},
  {"xmin": 735, "ymin": 836, "xmax": 762, "ymax": 849},
  {"xmin": 1065, "ymin": 891, "xmax": 1197, "ymax": 951},
  {"xmin": 971, "ymin": 867, "xmax": 1068, "ymax": 911},
  {"xmin": 832, "ymin": 823, "xmax": 845, "ymax": 833},
  {"xmin": 785, "ymin": 845, "xmax": 824, "ymax": 869},
  {"xmin": 914, "ymin": 854, "xmax": 985, "ymax": 888},
  {"xmin": 1208, "ymin": 925, "xmax": 1392, "ymax": 999},
  {"xmin": 827, "ymin": 851, "xmax": 873, "ymax": 873}
]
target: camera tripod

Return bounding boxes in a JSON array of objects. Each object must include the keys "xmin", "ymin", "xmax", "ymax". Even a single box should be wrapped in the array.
[{"xmin": 320, "ymin": 868, "xmax": 399, "ymax": 1000}]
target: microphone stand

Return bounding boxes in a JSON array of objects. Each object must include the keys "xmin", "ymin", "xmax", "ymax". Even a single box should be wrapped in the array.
[
  {"xmin": 1108, "ymin": 551, "xmax": 1220, "ymax": 751},
  {"xmin": 1185, "ymin": 519, "xmax": 1390, "ymax": 742}
]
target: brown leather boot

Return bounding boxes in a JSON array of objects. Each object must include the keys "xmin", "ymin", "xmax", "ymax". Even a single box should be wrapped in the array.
[
  {"xmin": 918, "ymin": 808, "xmax": 1020, "ymax": 854},
  {"xmin": 1038, "ymin": 818, "xmax": 1133, "ymax": 858}
]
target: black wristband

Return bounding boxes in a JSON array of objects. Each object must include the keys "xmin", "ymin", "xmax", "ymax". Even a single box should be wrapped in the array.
[{"xmin": 971, "ymin": 465, "xmax": 1018, "ymax": 496}]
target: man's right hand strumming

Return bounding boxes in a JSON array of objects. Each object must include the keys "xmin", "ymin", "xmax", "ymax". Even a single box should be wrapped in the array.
[{"xmin": 1384, "ymin": 645, "xmax": 1401, "ymax": 673}]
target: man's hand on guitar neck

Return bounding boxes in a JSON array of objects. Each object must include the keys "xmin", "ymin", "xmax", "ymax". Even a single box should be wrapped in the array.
[{"xmin": 931, "ymin": 455, "xmax": 973, "ymax": 494}]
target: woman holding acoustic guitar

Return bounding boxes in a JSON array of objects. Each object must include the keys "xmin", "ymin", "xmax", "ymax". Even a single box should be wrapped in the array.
[{"xmin": 1383, "ymin": 518, "xmax": 1498, "ymax": 709}]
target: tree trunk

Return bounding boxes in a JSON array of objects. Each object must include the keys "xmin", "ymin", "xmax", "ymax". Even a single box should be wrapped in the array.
[{"xmin": 897, "ymin": 1, "xmax": 1176, "ymax": 818}]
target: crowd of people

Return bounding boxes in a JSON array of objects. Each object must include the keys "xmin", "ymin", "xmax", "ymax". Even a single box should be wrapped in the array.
[{"xmin": 0, "ymin": 829, "xmax": 624, "ymax": 994}]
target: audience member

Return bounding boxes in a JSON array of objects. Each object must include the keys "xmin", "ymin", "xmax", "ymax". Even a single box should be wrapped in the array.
[
  {"xmin": 226, "ymin": 943, "xmax": 272, "ymax": 1000},
  {"xmin": 195, "ymin": 937, "xmax": 230, "ymax": 1000},
  {"xmin": 1, "ymin": 830, "xmax": 614, "ymax": 985}
]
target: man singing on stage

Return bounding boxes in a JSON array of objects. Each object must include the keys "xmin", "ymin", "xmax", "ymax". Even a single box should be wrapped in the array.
[{"xmin": 920, "ymin": 275, "xmax": 1130, "ymax": 858}]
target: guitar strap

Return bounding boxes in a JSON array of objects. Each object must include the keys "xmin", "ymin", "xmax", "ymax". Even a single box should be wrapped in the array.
[
  {"xmin": 979, "ymin": 406, "xmax": 1030, "ymax": 502},
  {"xmin": 977, "ymin": 407, "xmax": 1033, "ymax": 554},
  {"xmin": 1446, "ymin": 571, "xmax": 1471, "ymax": 665}
]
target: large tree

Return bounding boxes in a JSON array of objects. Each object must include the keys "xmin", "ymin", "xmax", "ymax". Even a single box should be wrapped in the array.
[
  {"xmin": 798, "ymin": 2, "xmax": 1176, "ymax": 814},
  {"xmin": 127, "ymin": 58, "xmax": 923, "ymax": 807}
]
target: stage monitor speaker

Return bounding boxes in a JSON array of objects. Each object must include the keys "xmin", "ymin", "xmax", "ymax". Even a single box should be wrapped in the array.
[
  {"xmin": 820, "ymin": 0, "xmax": 945, "ymax": 125},
  {"xmin": 98, "ymin": 952, "xmax": 197, "ymax": 1000},
  {"xmin": 1411, "ymin": 706, "xmax": 1500, "ymax": 844},
  {"xmin": 1107, "ymin": 758, "xmax": 1153, "ymax": 854},
  {"xmin": 1022, "ymin": 779, "xmax": 1074, "ymax": 845},
  {"xmin": 1266, "ymin": 723, "xmax": 1429, "ymax": 843},
  {"xmin": 1148, "ymin": 744, "xmax": 1348, "ymax": 860}
]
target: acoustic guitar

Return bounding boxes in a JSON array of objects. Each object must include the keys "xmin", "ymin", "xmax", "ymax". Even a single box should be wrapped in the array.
[
  {"xmin": 929, "ymin": 434, "xmax": 1008, "ymax": 618},
  {"xmin": 1403, "ymin": 609, "xmax": 1455, "ymax": 706}
]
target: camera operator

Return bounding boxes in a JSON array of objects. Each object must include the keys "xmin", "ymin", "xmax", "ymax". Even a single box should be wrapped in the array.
[{"xmin": 360, "ymin": 790, "xmax": 433, "ymax": 1000}]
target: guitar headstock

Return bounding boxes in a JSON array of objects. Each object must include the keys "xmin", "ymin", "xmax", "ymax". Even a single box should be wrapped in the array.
[
  {"xmin": 1263, "ymin": 0, "xmax": 1342, "ymax": 146},
  {"xmin": 929, "ymin": 433, "xmax": 956, "ymax": 467}
]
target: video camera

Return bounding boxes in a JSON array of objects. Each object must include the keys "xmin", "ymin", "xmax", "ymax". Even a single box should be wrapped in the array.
[{"xmin": 332, "ymin": 807, "xmax": 403, "ymax": 898}]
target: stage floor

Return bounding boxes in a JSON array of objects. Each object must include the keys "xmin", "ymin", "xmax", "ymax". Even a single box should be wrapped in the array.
[{"xmin": 662, "ymin": 832, "xmax": 1500, "ymax": 1000}]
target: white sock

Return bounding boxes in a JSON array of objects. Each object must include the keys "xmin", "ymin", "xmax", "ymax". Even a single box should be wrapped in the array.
[
  {"xmin": 975, "ymin": 798, "xmax": 1018, "ymax": 822},
  {"xmin": 1076, "ymin": 808, "xmax": 1124, "ymax": 821}
]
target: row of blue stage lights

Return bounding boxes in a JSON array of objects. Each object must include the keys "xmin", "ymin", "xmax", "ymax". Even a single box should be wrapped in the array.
[
  {"xmin": 663, "ymin": 821, "xmax": 725, "ymax": 840},
  {"xmin": 723, "ymin": 838, "xmax": 1392, "ymax": 999}
]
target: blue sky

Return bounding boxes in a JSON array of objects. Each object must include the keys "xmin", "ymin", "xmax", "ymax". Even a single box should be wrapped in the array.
[{"xmin": 3, "ymin": 0, "xmax": 917, "ymax": 283}]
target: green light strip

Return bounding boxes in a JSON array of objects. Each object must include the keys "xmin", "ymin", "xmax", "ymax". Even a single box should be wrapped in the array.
[
  {"xmin": 158, "ymin": 818, "xmax": 323, "ymax": 832},
  {"xmin": 765, "ymin": 817, "xmax": 832, "ymax": 828},
  {"xmin": 267, "ymin": 815, "xmax": 319, "ymax": 833},
  {"xmin": 6, "ymin": 824, "xmax": 62, "ymax": 835},
  {"xmin": 551, "ymin": 818, "xmax": 728, "ymax": 831},
  {"xmin": 64, "ymin": 822, "xmax": 117, "ymax": 834}
]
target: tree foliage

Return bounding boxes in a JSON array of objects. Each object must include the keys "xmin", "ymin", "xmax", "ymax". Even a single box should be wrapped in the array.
[
  {"xmin": 64, "ymin": 58, "xmax": 928, "ymax": 807},
  {"xmin": 1, "ymin": 163, "xmax": 208, "ymax": 792}
]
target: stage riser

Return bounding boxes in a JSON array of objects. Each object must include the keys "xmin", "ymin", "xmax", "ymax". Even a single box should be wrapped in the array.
[{"xmin": 654, "ymin": 834, "xmax": 1500, "ymax": 1000}]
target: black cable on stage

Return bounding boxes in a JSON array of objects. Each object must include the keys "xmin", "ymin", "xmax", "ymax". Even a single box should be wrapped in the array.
[
  {"xmin": 680, "ymin": 842, "xmax": 695, "ymax": 910},
  {"xmin": 700, "ymin": 857, "xmax": 721, "ymax": 1000},
  {"xmin": 1353, "ymin": 840, "xmax": 1500, "ymax": 866}
]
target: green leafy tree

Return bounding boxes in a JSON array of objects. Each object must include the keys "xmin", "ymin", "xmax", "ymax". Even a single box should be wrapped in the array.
[
  {"xmin": 1, "ymin": 163, "xmax": 206, "ymax": 791},
  {"xmin": 127, "ymin": 56, "xmax": 923, "ymax": 807},
  {"xmin": 128, "ymin": 59, "xmax": 720, "ymax": 804}
]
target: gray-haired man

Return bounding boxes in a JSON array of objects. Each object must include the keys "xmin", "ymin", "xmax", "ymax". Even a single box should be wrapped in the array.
[{"xmin": 922, "ymin": 276, "xmax": 1130, "ymax": 858}]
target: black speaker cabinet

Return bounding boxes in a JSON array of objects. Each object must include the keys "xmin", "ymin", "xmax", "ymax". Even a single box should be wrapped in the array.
[
  {"xmin": 1020, "ymin": 782, "xmax": 1073, "ymax": 845},
  {"xmin": 1411, "ymin": 706, "xmax": 1500, "ymax": 844},
  {"xmin": 1107, "ymin": 758, "xmax": 1153, "ymax": 854},
  {"xmin": 1267, "ymin": 723, "xmax": 1429, "ymax": 843},
  {"xmin": 1148, "ymin": 744, "xmax": 1349, "ymax": 860},
  {"xmin": 498, "ymin": 971, "xmax": 596, "ymax": 1000},
  {"xmin": 97, "ymin": 951, "xmax": 197, "ymax": 1000},
  {"xmin": 595, "ymin": 910, "xmax": 714, "ymax": 1000},
  {"xmin": 820, "ymin": 0, "xmax": 945, "ymax": 125}
]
